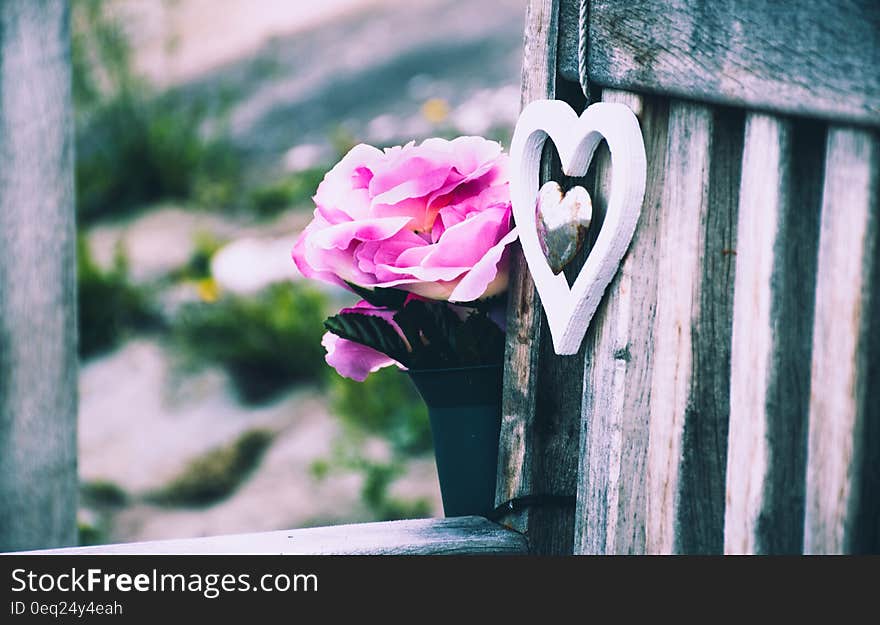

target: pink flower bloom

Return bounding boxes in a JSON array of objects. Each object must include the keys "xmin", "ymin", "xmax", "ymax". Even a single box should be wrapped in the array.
[
  {"xmin": 322, "ymin": 301, "xmax": 407, "ymax": 381},
  {"xmin": 292, "ymin": 137, "xmax": 518, "ymax": 302}
]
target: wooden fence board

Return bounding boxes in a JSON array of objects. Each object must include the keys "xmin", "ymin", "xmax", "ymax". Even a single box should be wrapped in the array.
[
  {"xmin": 499, "ymin": 0, "xmax": 589, "ymax": 555},
  {"xmin": 646, "ymin": 101, "xmax": 741, "ymax": 554},
  {"xmin": 724, "ymin": 114, "xmax": 825, "ymax": 554},
  {"xmin": 497, "ymin": 0, "xmax": 559, "ymax": 551},
  {"xmin": 558, "ymin": 0, "xmax": 880, "ymax": 128},
  {"xmin": 804, "ymin": 127, "xmax": 880, "ymax": 554},
  {"xmin": 0, "ymin": 0, "xmax": 77, "ymax": 552},
  {"xmin": 11, "ymin": 517, "xmax": 528, "ymax": 556},
  {"xmin": 574, "ymin": 90, "xmax": 668, "ymax": 554}
]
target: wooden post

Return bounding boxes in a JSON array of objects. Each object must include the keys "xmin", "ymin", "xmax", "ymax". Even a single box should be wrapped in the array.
[
  {"xmin": 0, "ymin": 0, "xmax": 78, "ymax": 551},
  {"xmin": 498, "ymin": 0, "xmax": 585, "ymax": 555},
  {"xmin": 724, "ymin": 115, "xmax": 825, "ymax": 554},
  {"xmin": 804, "ymin": 128, "xmax": 879, "ymax": 554}
]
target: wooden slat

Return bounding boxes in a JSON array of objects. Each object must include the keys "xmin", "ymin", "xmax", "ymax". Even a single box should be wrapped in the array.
[
  {"xmin": 646, "ymin": 101, "xmax": 741, "ymax": 554},
  {"xmin": 558, "ymin": 0, "xmax": 880, "ymax": 128},
  {"xmin": 724, "ymin": 114, "xmax": 825, "ymax": 554},
  {"xmin": 0, "ymin": 0, "xmax": 77, "ymax": 551},
  {"xmin": 11, "ymin": 517, "xmax": 529, "ymax": 556},
  {"xmin": 804, "ymin": 128, "xmax": 880, "ymax": 554},
  {"xmin": 500, "ymin": 0, "xmax": 585, "ymax": 555},
  {"xmin": 574, "ymin": 90, "xmax": 668, "ymax": 555},
  {"xmin": 497, "ymin": 0, "xmax": 555, "ymax": 545}
]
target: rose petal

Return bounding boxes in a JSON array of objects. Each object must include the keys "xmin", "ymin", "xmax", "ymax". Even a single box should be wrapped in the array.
[
  {"xmin": 411, "ymin": 206, "xmax": 510, "ymax": 269},
  {"xmin": 310, "ymin": 216, "xmax": 414, "ymax": 250},
  {"xmin": 322, "ymin": 332, "xmax": 403, "ymax": 381},
  {"xmin": 313, "ymin": 144, "xmax": 384, "ymax": 219},
  {"xmin": 448, "ymin": 227, "xmax": 519, "ymax": 302}
]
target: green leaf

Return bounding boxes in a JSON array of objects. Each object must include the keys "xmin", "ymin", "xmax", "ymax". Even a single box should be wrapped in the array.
[
  {"xmin": 454, "ymin": 310, "xmax": 505, "ymax": 365},
  {"xmin": 324, "ymin": 312, "xmax": 411, "ymax": 367},
  {"xmin": 393, "ymin": 299, "xmax": 467, "ymax": 368}
]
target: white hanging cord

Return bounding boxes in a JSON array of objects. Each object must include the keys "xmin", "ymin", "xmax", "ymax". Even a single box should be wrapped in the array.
[{"xmin": 577, "ymin": 0, "xmax": 591, "ymax": 102}]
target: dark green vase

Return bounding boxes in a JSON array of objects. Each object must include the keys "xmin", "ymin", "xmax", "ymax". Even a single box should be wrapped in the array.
[{"xmin": 407, "ymin": 364, "xmax": 503, "ymax": 518}]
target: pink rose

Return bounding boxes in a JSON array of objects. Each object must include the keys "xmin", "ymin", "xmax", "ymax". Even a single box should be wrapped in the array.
[
  {"xmin": 292, "ymin": 137, "xmax": 518, "ymax": 302},
  {"xmin": 322, "ymin": 300, "xmax": 407, "ymax": 381}
]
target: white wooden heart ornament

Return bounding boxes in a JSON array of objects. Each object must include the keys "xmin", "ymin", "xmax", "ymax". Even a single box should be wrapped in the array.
[{"xmin": 510, "ymin": 100, "xmax": 647, "ymax": 355}]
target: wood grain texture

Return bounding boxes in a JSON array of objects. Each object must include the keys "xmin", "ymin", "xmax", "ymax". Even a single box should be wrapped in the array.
[
  {"xmin": 804, "ymin": 128, "xmax": 880, "ymax": 554},
  {"xmin": 0, "ymin": 0, "xmax": 78, "ymax": 552},
  {"xmin": 498, "ymin": 0, "xmax": 558, "ymax": 543},
  {"xmin": 647, "ymin": 102, "xmax": 714, "ymax": 554},
  {"xmin": 558, "ymin": 0, "xmax": 880, "ymax": 127},
  {"xmin": 11, "ymin": 517, "xmax": 529, "ymax": 555},
  {"xmin": 646, "ymin": 101, "xmax": 741, "ymax": 554},
  {"xmin": 575, "ymin": 90, "xmax": 669, "ymax": 554},
  {"xmin": 724, "ymin": 114, "xmax": 824, "ymax": 554},
  {"xmin": 499, "ymin": 0, "xmax": 588, "ymax": 554}
]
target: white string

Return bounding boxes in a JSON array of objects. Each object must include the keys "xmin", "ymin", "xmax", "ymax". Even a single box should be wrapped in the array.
[{"xmin": 577, "ymin": 0, "xmax": 591, "ymax": 102}]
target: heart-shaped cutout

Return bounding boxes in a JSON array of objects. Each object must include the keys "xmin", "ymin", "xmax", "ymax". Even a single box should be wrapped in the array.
[
  {"xmin": 536, "ymin": 181, "xmax": 592, "ymax": 275},
  {"xmin": 510, "ymin": 100, "xmax": 647, "ymax": 355}
]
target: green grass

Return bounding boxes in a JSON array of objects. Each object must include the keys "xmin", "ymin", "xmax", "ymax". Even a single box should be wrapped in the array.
[
  {"xmin": 172, "ymin": 282, "xmax": 329, "ymax": 403},
  {"xmin": 328, "ymin": 367, "xmax": 432, "ymax": 455},
  {"xmin": 76, "ymin": 92, "xmax": 243, "ymax": 223},
  {"xmin": 77, "ymin": 236, "xmax": 160, "ymax": 358},
  {"xmin": 80, "ymin": 480, "xmax": 129, "ymax": 508},
  {"xmin": 318, "ymin": 368, "xmax": 435, "ymax": 521},
  {"xmin": 148, "ymin": 430, "xmax": 275, "ymax": 507},
  {"xmin": 72, "ymin": 0, "xmax": 244, "ymax": 223},
  {"xmin": 247, "ymin": 169, "xmax": 327, "ymax": 217}
]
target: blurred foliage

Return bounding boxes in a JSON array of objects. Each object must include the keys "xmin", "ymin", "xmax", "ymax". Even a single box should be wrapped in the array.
[
  {"xmin": 77, "ymin": 236, "xmax": 160, "ymax": 358},
  {"xmin": 328, "ymin": 367, "xmax": 432, "ymax": 455},
  {"xmin": 168, "ymin": 232, "xmax": 226, "ymax": 282},
  {"xmin": 247, "ymin": 168, "xmax": 326, "ymax": 217},
  {"xmin": 172, "ymin": 282, "xmax": 329, "ymax": 403},
  {"xmin": 72, "ymin": 0, "xmax": 243, "ymax": 223},
  {"xmin": 76, "ymin": 93, "xmax": 243, "ymax": 222},
  {"xmin": 359, "ymin": 460, "xmax": 432, "ymax": 521},
  {"xmin": 77, "ymin": 517, "xmax": 107, "ymax": 547},
  {"xmin": 80, "ymin": 480, "xmax": 129, "ymax": 508},
  {"xmin": 148, "ymin": 430, "xmax": 274, "ymax": 506},
  {"xmin": 312, "ymin": 440, "xmax": 433, "ymax": 522},
  {"xmin": 317, "ymin": 368, "xmax": 435, "ymax": 521},
  {"xmin": 71, "ymin": 0, "xmax": 133, "ymax": 112}
]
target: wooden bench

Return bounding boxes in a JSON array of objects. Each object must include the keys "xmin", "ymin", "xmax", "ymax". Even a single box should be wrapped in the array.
[{"xmin": 2, "ymin": 0, "xmax": 877, "ymax": 555}]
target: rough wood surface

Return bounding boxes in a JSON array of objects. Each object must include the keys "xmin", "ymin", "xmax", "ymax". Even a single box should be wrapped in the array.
[
  {"xmin": 646, "ymin": 101, "xmax": 741, "ymax": 554},
  {"xmin": 498, "ymin": 0, "xmax": 558, "ymax": 547},
  {"xmin": 0, "ymin": 0, "xmax": 78, "ymax": 552},
  {"xmin": 575, "ymin": 90, "xmax": 668, "ymax": 554},
  {"xmin": 724, "ymin": 114, "xmax": 824, "ymax": 554},
  {"xmin": 558, "ymin": 0, "xmax": 880, "ymax": 128},
  {"xmin": 499, "ymin": 0, "xmax": 587, "ymax": 555},
  {"xmin": 804, "ymin": 128, "xmax": 879, "ymax": 554},
  {"xmin": 11, "ymin": 517, "xmax": 529, "ymax": 556}
]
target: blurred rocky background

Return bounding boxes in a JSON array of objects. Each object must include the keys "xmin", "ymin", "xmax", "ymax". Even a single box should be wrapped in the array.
[{"xmin": 73, "ymin": 0, "xmax": 524, "ymax": 544}]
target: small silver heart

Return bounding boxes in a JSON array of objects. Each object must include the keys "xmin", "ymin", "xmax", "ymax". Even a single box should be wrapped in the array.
[{"xmin": 536, "ymin": 181, "xmax": 593, "ymax": 274}]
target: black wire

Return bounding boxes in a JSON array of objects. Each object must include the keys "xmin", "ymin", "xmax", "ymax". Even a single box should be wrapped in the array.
[{"xmin": 486, "ymin": 494, "xmax": 576, "ymax": 521}]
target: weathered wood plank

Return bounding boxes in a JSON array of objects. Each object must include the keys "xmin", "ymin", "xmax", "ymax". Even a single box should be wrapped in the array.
[
  {"xmin": 804, "ymin": 128, "xmax": 880, "ymax": 555},
  {"xmin": 11, "ymin": 517, "xmax": 528, "ymax": 556},
  {"xmin": 497, "ymin": 0, "xmax": 557, "ymax": 543},
  {"xmin": 558, "ymin": 0, "xmax": 880, "ymax": 128},
  {"xmin": 0, "ymin": 0, "xmax": 78, "ymax": 551},
  {"xmin": 646, "ymin": 101, "xmax": 741, "ymax": 554},
  {"xmin": 500, "ymin": 0, "xmax": 583, "ymax": 555},
  {"xmin": 724, "ymin": 114, "xmax": 824, "ymax": 554},
  {"xmin": 575, "ymin": 90, "xmax": 668, "ymax": 555}
]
